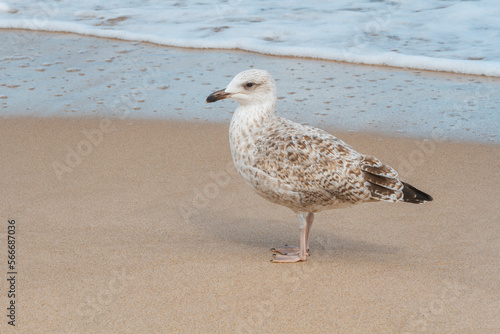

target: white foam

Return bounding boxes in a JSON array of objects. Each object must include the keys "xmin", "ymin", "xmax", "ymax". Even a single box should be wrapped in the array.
[
  {"xmin": 1, "ymin": 0, "xmax": 500, "ymax": 76},
  {"xmin": 0, "ymin": 2, "xmax": 15, "ymax": 13}
]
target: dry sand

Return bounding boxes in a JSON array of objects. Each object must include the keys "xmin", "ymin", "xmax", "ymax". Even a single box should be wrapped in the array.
[{"xmin": 1, "ymin": 117, "xmax": 499, "ymax": 333}]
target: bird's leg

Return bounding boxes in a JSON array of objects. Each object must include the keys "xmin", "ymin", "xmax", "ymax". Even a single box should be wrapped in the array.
[
  {"xmin": 270, "ymin": 244, "xmax": 300, "ymax": 255},
  {"xmin": 270, "ymin": 212, "xmax": 314, "ymax": 256},
  {"xmin": 305, "ymin": 212, "xmax": 314, "ymax": 254},
  {"xmin": 299, "ymin": 216, "xmax": 307, "ymax": 260},
  {"xmin": 271, "ymin": 213, "xmax": 308, "ymax": 263}
]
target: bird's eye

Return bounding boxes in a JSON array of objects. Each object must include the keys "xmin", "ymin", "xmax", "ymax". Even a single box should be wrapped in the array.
[{"xmin": 245, "ymin": 82, "xmax": 254, "ymax": 88}]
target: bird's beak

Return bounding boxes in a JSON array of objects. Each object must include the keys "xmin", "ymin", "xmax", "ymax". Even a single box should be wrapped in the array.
[{"xmin": 206, "ymin": 88, "xmax": 232, "ymax": 103}]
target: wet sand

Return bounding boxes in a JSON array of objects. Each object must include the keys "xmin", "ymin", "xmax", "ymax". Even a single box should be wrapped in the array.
[{"xmin": 1, "ymin": 29, "xmax": 499, "ymax": 143}]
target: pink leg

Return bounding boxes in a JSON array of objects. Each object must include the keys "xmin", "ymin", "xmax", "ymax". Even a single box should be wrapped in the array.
[
  {"xmin": 271, "ymin": 212, "xmax": 314, "ymax": 256},
  {"xmin": 271, "ymin": 213, "xmax": 309, "ymax": 263},
  {"xmin": 305, "ymin": 212, "xmax": 314, "ymax": 253}
]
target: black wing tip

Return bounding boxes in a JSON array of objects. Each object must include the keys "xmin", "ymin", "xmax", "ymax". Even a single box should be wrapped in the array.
[{"xmin": 401, "ymin": 181, "xmax": 433, "ymax": 204}]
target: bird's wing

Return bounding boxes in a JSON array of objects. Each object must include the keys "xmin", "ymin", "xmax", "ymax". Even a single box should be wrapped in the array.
[{"xmin": 252, "ymin": 118, "xmax": 405, "ymax": 203}]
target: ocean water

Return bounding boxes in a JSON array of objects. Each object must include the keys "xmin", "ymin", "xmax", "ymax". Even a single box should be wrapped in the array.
[{"xmin": 1, "ymin": 0, "xmax": 500, "ymax": 76}]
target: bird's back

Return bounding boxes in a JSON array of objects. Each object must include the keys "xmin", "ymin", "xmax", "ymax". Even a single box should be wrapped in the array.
[{"xmin": 230, "ymin": 116, "xmax": 431, "ymax": 212}]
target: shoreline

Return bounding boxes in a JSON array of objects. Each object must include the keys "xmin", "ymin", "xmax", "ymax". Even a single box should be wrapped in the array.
[
  {"xmin": 1, "ymin": 29, "xmax": 499, "ymax": 143},
  {"xmin": 1, "ymin": 23, "xmax": 500, "ymax": 77},
  {"xmin": 3, "ymin": 27, "xmax": 500, "ymax": 79},
  {"xmin": 1, "ymin": 117, "xmax": 499, "ymax": 332}
]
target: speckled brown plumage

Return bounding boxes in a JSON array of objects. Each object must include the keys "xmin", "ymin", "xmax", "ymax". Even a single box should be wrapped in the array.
[{"xmin": 207, "ymin": 69, "xmax": 432, "ymax": 262}]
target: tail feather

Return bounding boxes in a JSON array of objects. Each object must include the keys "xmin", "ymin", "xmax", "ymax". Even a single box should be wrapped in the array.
[{"xmin": 401, "ymin": 182, "xmax": 433, "ymax": 204}]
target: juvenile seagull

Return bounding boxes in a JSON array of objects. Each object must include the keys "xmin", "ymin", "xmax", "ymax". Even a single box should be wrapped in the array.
[{"xmin": 206, "ymin": 69, "xmax": 432, "ymax": 263}]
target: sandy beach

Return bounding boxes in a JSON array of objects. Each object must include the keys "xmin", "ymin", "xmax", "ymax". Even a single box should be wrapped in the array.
[
  {"xmin": 1, "ymin": 29, "xmax": 499, "ymax": 333},
  {"xmin": 1, "ymin": 116, "xmax": 499, "ymax": 333}
]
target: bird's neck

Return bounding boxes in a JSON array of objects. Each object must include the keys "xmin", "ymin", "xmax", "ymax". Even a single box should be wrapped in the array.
[
  {"xmin": 231, "ymin": 101, "xmax": 275, "ymax": 131},
  {"xmin": 229, "ymin": 101, "xmax": 275, "ymax": 165}
]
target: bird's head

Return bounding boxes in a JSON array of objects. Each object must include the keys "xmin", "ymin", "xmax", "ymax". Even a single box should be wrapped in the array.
[{"xmin": 206, "ymin": 69, "xmax": 277, "ymax": 107}]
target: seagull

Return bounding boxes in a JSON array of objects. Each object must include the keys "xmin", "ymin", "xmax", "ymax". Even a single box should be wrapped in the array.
[{"xmin": 206, "ymin": 69, "xmax": 432, "ymax": 263}]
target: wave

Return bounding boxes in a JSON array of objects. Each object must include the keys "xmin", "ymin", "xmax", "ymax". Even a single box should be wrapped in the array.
[{"xmin": 1, "ymin": 0, "xmax": 499, "ymax": 77}]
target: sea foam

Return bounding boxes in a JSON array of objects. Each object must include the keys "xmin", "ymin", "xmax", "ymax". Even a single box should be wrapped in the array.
[{"xmin": 1, "ymin": 0, "xmax": 499, "ymax": 76}]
